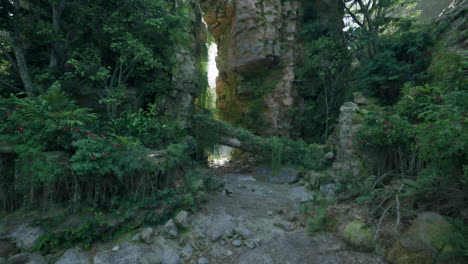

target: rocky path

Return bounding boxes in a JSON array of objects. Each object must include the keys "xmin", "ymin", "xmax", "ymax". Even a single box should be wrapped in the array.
[{"xmin": 183, "ymin": 169, "xmax": 386, "ymax": 264}]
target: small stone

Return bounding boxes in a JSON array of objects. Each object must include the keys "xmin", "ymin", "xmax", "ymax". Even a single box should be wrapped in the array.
[
  {"xmin": 324, "ymin": 152, "xmax": 334, "ymax": 160},
  {"xmin": 286, "ymin": 211, "xmax": 297, "ymax": 222},
  {"xmin": 232, "ymin": 240, "xmax": 242, "ymax": 247},
  {"xmin": 244, "ymin": 240, "xmax": 257, "ymax": 249},
  {"xmin": 131, "ymin": 233, "xmax": 141, "ymax": 241},
  {"xmin": 175, "ymin": 211, "xmax": 190, "ymax": 229},
  {"xmin": 140, "ymin": 227, "xmax": 154, "ymax": 244},
  {"xmin": 275, "ymin": 209, "xmax": 284, "ymax": 215},
  {"xmin": 162, "ymin": 219, "xmax": 178, "ymax": 239},
  {"xmin": 112, "ymin": 246, "xmax": 120, "ymax": 251},
  {"xmin": 226, "ymin": 250, "xmax": 233, "ymax": 256},
  {"xmin": 274, "ymin": 222, "xmax": 295, "ymax": 232},
  {"xmin": 210, "ymin": 231, "xmax": 223, "ymax": 242},
  {"xmin": 168, "ymin": 229, "xmax": 178, "ymax": 239},
  {"xmin": 198, "ymin": 257, "xmax": 209, "ymax": 264},
  {"xmin": 181, "ymin": 246, "xmax": 193, "ymax": 259},
  {"xmin": 267, "ymin": 211, "xmax": 275, "ymax": 216},
  {"xmin": 223, "ymin": 229, "xmax": 235, "ymax": 239},
  {"xmin": 320, "ymin": 184, "xmax": 338, "ymax": 195},
  {"xmin": 234, "ymin": 226, "xmax": 252, "ymax": 239}
]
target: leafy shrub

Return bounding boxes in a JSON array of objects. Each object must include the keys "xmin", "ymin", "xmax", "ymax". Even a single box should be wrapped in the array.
[{"xmin": 356, "ymin": 83, "xmax": 467, "ymax": 216}]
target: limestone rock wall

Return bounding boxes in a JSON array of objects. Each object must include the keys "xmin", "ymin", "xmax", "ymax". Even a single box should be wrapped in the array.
[
  {"xmin": 202, "ymin": 0, "xmax": 302, "ymax": 136},
  {"xmin": 165, "ymin": 0, "xmax": 207, "ymax": 122}
]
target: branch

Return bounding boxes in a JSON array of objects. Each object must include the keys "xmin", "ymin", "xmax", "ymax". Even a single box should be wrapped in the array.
[
  {"xmin": 343, "ymin": 2, "xmax": 365, "ymax": 28},
  {"xmin": 0, "ymin": 79, "xmax": 23, "ymax": 92}
]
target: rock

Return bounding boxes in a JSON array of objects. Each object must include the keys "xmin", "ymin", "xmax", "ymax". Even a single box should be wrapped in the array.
[
  {"xmin": 197, "ymin": 257, "xmax": 209, "ymax": 264},
  {"xmin": 7, "ymin": 253, "xmax": 47, "ymax": 264},
  {"xmin": 331, "ymin": 102, "xmax": 363, "ymax": 180},
  {"xmin": 56, "ymin": 248, "xmax": 91, "ymax": 264},
  {"xmin": 232, "ymin": 240, "xmax": 242, "ymax": 247},
  {"xmin": 234, "ymin": 226, "xmax": 252, "ymax": 240},
  {"xmin": 289, "ymin": 186, "xmax": 315, "ymax": 203},
  {"xmin": 162, "ymin": 219, "xmax": 178, "ymax": 239},
  {"xmin": 140, "ymin": 227, "xmax": 154, "ymax": 244},
  {"xmin": 174, "ymin": 211, "xmax": 190, "ymax": 229},
  {"xmin": 168, "ymin": 229, "xmax": 178, "ymax": 239},
  {"xmin": 0, "ymin": 240, "xmax": 17, "ymax": 257},
  {"xmin": 7, "ymin": 225, "xmax": 44, "ymax": 251},
  {"xmin": 210, "ymin": 231, "xmax": 223, "ymax": 242},
  {"xmin": 324, "ymin": 152, "xmax": 335, "ymax": 160},
  {"xmin": 273, "ymin": 222, "xmax": 295, "ymax": 232},
  {"xmin": 131, "ymin": 233, "xmax": 140, "ymax": 242},
  {"xmin": 93, "ymin": 242, "xmax": 164, "ymax": 264},
  {"xmin": 111, "ymin": 246, "xmax": 119, "ymax": 251},
  {"xmin": 386, "ymin": 211, "xmax": 460, "ymax": 264},
  {"xmin": 266, "ymin": 167, "xmax": 298, "ymax": 184},
  {"xmin": 244, "ymin": 239, "xmax": 259, "ymax": 249},
  {"xmin": 237, "ymin": 231, "xmax": 385, "ymax": 264},
  {"xmin": 181, "ymin": 245, "xmax": 193, "ymax": 259},
  {"xmin": 267, "ymin": 211, "xmax": 274, "ymax": 217},
  {"xmin": 160, "ymin": 245, "xmax": 180, "ymax": 264},
  {"xmin": 353, "ymin": 92, "xmax": 369, "ymax": 105},
  {"xmin": 319, "ymin": 184, "xmax": 338, "ymax": 195},
  {"xmin": 342, "ymin": 220, "xmax": 374, "ymax": 251}
]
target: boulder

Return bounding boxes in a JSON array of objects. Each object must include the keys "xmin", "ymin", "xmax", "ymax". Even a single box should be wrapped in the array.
[
  {"xmin": 174, "ymin": 211, "xmax": 190, "ymax": 229},
  {"xmin": 7, "ymin": 253, "xmax": 47, "ymax": 264},
  {"xmin": 56, "ymin": 248, "xmax": 91, "ymax": 264},
  {"xmin": 342, "ymin": 221, "xmax": 374, "ymax": 251},
  {"xmin": 0, "ymin": 240, "xmax": 17, "ymax": 257},
  {"xmin": 386, "ymin": 211, "xmax": 463, "ymax": 264},
  {"xmin": 6, "ymin": 225, "xmax": 44, "ymax": 252},
  {"xmin": 139, "ymin": 227, "xmax": 154, "ymax": 244},
  {"xmin": 162, "ymin": 219, "xmax": 178, "ymax": 239}
]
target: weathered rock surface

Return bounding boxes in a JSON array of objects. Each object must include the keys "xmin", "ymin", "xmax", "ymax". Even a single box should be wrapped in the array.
[
  {"xmin": 93, "ymin": 242, "xmax": 180, "ymax": 264},
  {"xmin": 6, "ymin": 225, "xmax": 44, "ymax": 252},
  {"xmin": 386, "ymin": 211, "xmax": 465, "ymax": 264},
  {"xmin": 139, "ymin": 227, "xmax": 155, "ymax": 244},
  {"xmin": 331, "ymin": 101, "xmax": 363, "ymax": 180},
  {"xmin": 186, "ymin": 171, "xmax": 385, "ymax": 263},
  {"xmin": 174, "ymin": 211, "xmax": 190, "ymax": 229},
  {"xmin": 201, "ymin": 0, "xmax": 302, "ymax": 135},
  {"xmin": 342, "ymin": 220, "xmax": 374, "ymax": 251},
  {"xmin": 56, "ymin": 248, "xmax": 91, "ymax": 264},
  {"xmin": 7, "ymin": 253, "xmax": 47, "ymax": 264}
]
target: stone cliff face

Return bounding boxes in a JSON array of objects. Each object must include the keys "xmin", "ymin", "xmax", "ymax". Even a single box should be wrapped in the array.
[
  {"xmin": 165, "ymin": 0, "xmax": 207, "ymax": 122},
  {"xmin": 201, "ymin": 0, "xmax": 344, "ymax": 136},
  {"xmin": 201, "ymin": 0, "xmax": 302, "ymax": 136}
]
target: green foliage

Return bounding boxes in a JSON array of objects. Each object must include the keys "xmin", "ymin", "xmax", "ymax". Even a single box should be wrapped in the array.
[
  {"xmin": 294, "ymin": 21, "xmax": 350, "ymax": 142},
  {"xmin": 356, "ymin": 82, "xmax": 467, "ymax": 216},
  {"xmin": 352, "ymin": 19, "xmax": 432, "ymax": 103},
  {"xmin": 34, "ymin": 212, "xmax": 112, "ymax": 252},
  {"xmin": 439, "ymin": 217, "xmax": 468, "ymax": 259}
]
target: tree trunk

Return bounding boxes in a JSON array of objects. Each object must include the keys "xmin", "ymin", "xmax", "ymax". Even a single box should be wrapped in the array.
[
  {"xmin": 50, "ymin": 1, "xmax": 65, "ymax": 68},
  {"xmin": 12, "ymin": 45, "xmax": 33, "ymax": 97}
]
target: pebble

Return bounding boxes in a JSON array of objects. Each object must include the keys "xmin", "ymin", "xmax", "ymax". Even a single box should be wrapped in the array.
[
  {"xmin": 267, "ymin": 211, "xmax": 275, "ymax": 216},
  {"xmin": 198, "ymin": 257, "xmax": 209, "ymax": 264},
  {"xmin": 232, "ymin": 240, "xmax": 242, "ymax": 247},
  {"xmin": 112, "ymin": 246, "xmax": 120, "ymax": 251}
]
